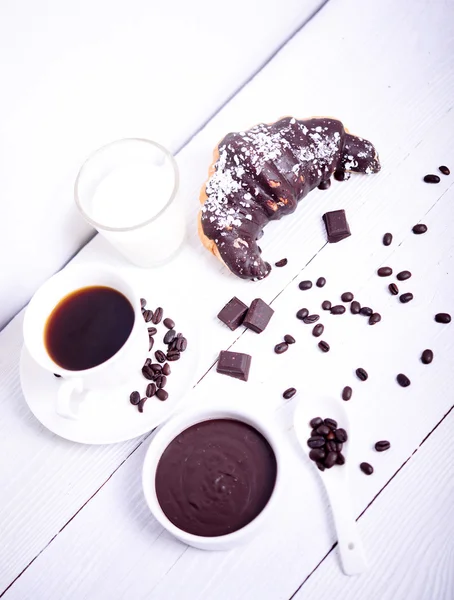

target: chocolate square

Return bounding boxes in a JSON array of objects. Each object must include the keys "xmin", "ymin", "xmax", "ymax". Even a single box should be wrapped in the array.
[
  {"xmin": 243, "ymin": 298, "xmax": 274, "ymax": 333},
  {"xmin": 322, "ymin": 210, "xmax": 351, "ymax": 243},
  {"xmin": 217, "ymin": 296, "xmax": 248, "ymax": 331},
  {"xmin": 216, "ymin": 350, "xmax": 251, "ymax": 381}
]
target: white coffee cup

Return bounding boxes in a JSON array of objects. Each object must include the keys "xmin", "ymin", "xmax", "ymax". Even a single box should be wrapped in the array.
[{"xmin": 23, "ymin": 264, "xmax": 148, "ymax": 420}]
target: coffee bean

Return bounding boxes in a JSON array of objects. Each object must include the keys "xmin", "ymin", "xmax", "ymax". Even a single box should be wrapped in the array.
[
  {"xmin": 324, "ymin": 418, "xmax": 338, "ymax": 430},
  {"xmin": 423, "ymin": 174, "xmax": 440, "ymax": 183},
  {"xmin": 341, "ymin": 292, "xmax": 354, "ymax": 302},
  {"xmin": 144, "ymin": 358, "xmax": 152, "ymax": 369},
  {"xmin": 312, "ymin": 324, "xmax": 324, "ymax": 337},
  {"xmin": 275, "ymin": 258, "xmax": 288, "ymax": 267},
  {"xmin": 383, "ymin": 232, "xmax": 393, "ymax": 246},
  {"xmin": 439, "ymin": 165, "xmax": 450, "ymax": 176},
  {"xmin": 284, "ymin": 334, "xmax": 296, "ymax": 344},
  {"xmin": 166, "ymin": 350, "xmax": 181, "ymax": 361},
  {"xmin": 138, "ymin": 398, "xmax": 147, "ymax": 413},
  {"xmin": 303, "ymin": 314, "xmax": 320, "ymax": 324},
  {"xmin": 299, "ymin": 280, "xmax": 312, "ymax": 290},
  {"xmin": 283, "ymin": 387, "xmax": 297, "ymax": 399},
  {"xmin": 412, "ymin": 223, "xmax": 427, "ymax": 234},
  {"xmin": 140, "ymin": 298, "xmax": 147, "ymax": 308},
  {"xmin": 164, "ymin": 329, "xmax": 176, "ymax": 345},
  {"xmin": 360, "ymin": 306, "xmax": 373, "ymax": 316},
  {"xmin": 336, "ymin": 453, "xmax": 346, "ymax": 465},
  {"xmin": 369, "ymin": 312, "xmax": 381, "ymax": 325},
  {"xmin": 308, "ymin": 436, "xmax": 326, "ymax": 449},
  {"xmin": 176, "ymin": 337, "xmax": 188, "ymax": 352},
  {"xmin": 389, "ymin": 283, "xmax": 399, "ymax": 295},
  {"xmin": 318, "ymin": 179, "xmax": 331, "ymax": 190},
  {"xmin": 148, "ymin": 327, "xmax": 157, "ymax": 336},
  {"xmin": 274, "ymin": 342, "xmax": 289, "ymax": 354},
  {"xmin": 342, "ymin": 386, "xmax": 352, "ymax": 401},
  {"xmin": 152, "ymin": 307, "xmax": 163, "ymax": 324},
  {"xmin": 350, "ymin": 301, "xmax": 361, "ymax": 314},
  {"xmin": 129, "ymin": 391, "xmax": 140, "ymax": 405},
  {"xmin": 296, "ymin": 308, "xmax": 309, "ymax": 320},
  {"xmin": 421, "ymin": 349, "xmax": 433, "ymax": 364},
  {"xmin": 155, "ymin": 350, "xmax": 166, "ymax": 363},
  {"xmin": 336, "ymin": 442, "xmax": 343, "ymax": 453},
  {"xmin": 316, "ymin": 425, "xmax": 331, "ymax": 436},
  {"xmin": 375, "ymin": 440, "xmax": 391, "ymax": 452},
  {"xmin": 396, "ymin": 270, "xmax": 411, "ymax": 281},
  {"xmin": 325, "ymin": 452, "xmax": 338, "ymax": 469},
  {"xmin": 330, "ymin": 305, "xmax": 346, "ymax": 315},
  {"xmin": 309, "ymin": 448, "xmax": 326, "ymax": 462},
  {"xmin": 53, "ymin": 373, "xmax": 62, "ymax": 378},
  {"xmin": 378, "ymin": 266, "xmax": 393, "ymax": 277},
  {"xmin": 156, "ymin": 375, "xmax": 167, "ymax": 389},
  {"xmin": 356, "ymin": 367, "xmax": 368, "ymax": 381},
  {"xmin": 142, "ymin": 366, "xmax": 155, "ymax": 380},
  {"xmin": 146, "ymin": 383, "xmax": 156, "ymax": 398},
  {"xmin": 310, "ymin": 417, "xmax": 323, "ymax": 428},
  {"xmin": 151, "ymin": 363, "xmax": 162, "ymax": 373},
  {"xmin": 322, "ymin": 300, "xmax": 332, "ymax": 311},
  {"xmin": 143, "ymin": 310, "xmax": 153, "ymax": 322},
  {"xmin": 156, "ymin": 389, "xmax": 168, "ymax": 401},
  {"xmin": 316, "ymin": 277, "xmax": 326, "ymax": 288},
  {"xmin": 335, "ymin": 428, "xmax": 348, "ymax": 443},
  {"xmin": 360, "ymin": 462, "xmax": 374, "ymax": 475},
  {"xmin": 163, "ymin": 318, "xmax": 175, "ymax": 329},
  {"xmin": 318, "ymin": 340, "xmax": 330, "ymax": 352},
  {"xmin": 435, "ymin": 313, "xmax": 451, "ymax": 324},
  {"xmin": 400, "ymin": 293, "xmax": 413, "ymax": 304},
  {"xmin": 316, "ymin": 462, "xmax": 325, "ymax": 471},
  {"xmin": 397, "ymin": 373, "xmax": 411, "ymax": 387},
  {"xmin": 326, "ymin": 440, "xmax": 337, "ymax": 452},
  {"xmin": 326, "ymin": 431, "xmax": 335, "ymax": 440},
  {"xmin": 162, "ymin": 362, "xmax": 171, "ymax": 376},
  {"xmin": 148, "ymin": 337, "xmax": 154, "ymax": 351}
]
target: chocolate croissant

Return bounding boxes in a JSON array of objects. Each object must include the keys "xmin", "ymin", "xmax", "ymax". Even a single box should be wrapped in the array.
[{"xmin": 198, "ymin": 117, "xmax": 380, "ymax": 280}]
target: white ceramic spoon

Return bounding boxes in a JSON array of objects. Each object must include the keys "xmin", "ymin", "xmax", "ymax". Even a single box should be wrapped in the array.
[{"xmin": 293, "ymin": 395, "xmax": 368, "ymax": 576}]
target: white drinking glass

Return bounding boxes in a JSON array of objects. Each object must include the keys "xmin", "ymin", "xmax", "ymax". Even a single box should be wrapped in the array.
[{"xmin": 75, "ymin": 138, "xmax": 184, "ymax": 267}]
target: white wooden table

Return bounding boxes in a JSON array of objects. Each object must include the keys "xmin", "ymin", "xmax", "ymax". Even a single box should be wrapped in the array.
[{"xmin": 1, "ymin": 0, "xmax": 454, "ymax": 598}]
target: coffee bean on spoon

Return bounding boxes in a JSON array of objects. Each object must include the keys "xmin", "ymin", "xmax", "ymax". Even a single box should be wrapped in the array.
[
  {"xmin": 322, "ymin": 300, "xmax": 332, "ymax": 311},
  {"xmin": 283, "ymin": 387, "xmax": 297, "ymax": 399},
  {"xmin": 439, "ymin": 165, "xmax": 450, "ymax": 175},
  {"xmin": 309, "ymin": 448, "xmax": 326, "ymax": 461},
  {"xmin": 360, "ymin": 462, "xmax": 374, "ymax": 475},
  {"xmin": 341, "ymin": 292, "xmax": 354, "ymax": 302},
  {"xmin": 423, "ymin": 174, "xmax": 440, "ymax": 183},
  {"xmin": 356, "ymin": 367, "xmax": 368, "ymax": 381},
  {"xmin": 156, "ymin": 389, "xmax": 168, "ymax": 401},
  {"xmin": 318, "ymin": 340, "xmax": 330, "ymax": 352},
  {"xmin": 296, "ymin": 308, "xmax": 309, "ymax": 320},
  {"xmin": 396, "ymin": 270, "xmax": 411, "ymax": 281},
  {"xmin": 326, "ymin": 440, "xmax": 337, "ymax": 452},
  {"xmin": 155, "ymin": 350, "xmax": 167, "ymax": 363},
  {"xmin": 324, "ymin": 452, "xmax": 338, "ymax": 469},
  {"xmin": 397, "ymin": 373, "xmax": 411, "ymax": 387},
  {"xmin": 299, "ymin": 280, "xmax": 312, "ymax": 290},
  {"xmin": 303, "ymin": 314, "xmax": 320, "ymax": 324},
  {"xmin": 330, "ymin": 305, "xmax": 345, "ymax": 315},
  {"xmin": 275, "ymin": 258, "xmax": 288, "ymax": 267},
  {"xmin": 336, "ymin": 453, "xmax": 346, "ymax": 465},
  {"xmin": 310, "ymin": 417, "xmax": 323, "ymax": 428},
  {"xmin": 274, "ymin": 342, "xmax": 289, "ymax": 354},
  {"xmin": 143, "ymin": 310, "xmax": 153, "ymax": 322},
  {"xmin": 369, "ymin": 312, "xmax": 381, "ymax": 325},
  {"xmin": 389, "ymin": 283, "xmax": 399, "ymax": 295},
  {"xmin": 146, "ymin": 383, "xmax": 156, "ymax": 398},
  {"xmin": 342, "ymin": 386, "xmax": 352, "ymax": 401},
  {"xmin": 435, "ymin": 313, "xmax": 451, "ymax": 324},
  {"xmin": 129, "ymin": 391, "xmax": 140, "ymax": 405},
  {"xmin": 383, "ymin": 232, "xmax": 393, "ymax": 246},
  {"xmin": 312, "ymin": 324, "xmax": 324, "ymax": 337},
  {"xmin": 317, "ymin": 425, "xmax": 331, "ymax": 436},
  {"xmin": 378, "ymin": 267, "xmax": 393, "ymax": 277},
  {"xmin": 164, "ymin": 329, "xmax": 176, "ymax": 345},
  {"xmin": 163, "ymin": 318, "xmax": 175, "ymax": 329},
  {"xmin": 307, "ymin": 436, "xmax": 326, "ymax": 449},
  {"xmin": 412, "ymin": 223, "xmax": 428, "ymax": 234},
  {"xmin": 152, "ymin": 307, "xmax": 163, "ymax": 324},
  {"xmin": 316, "ymin": 277, "xmax": 326, "ymax": 288},
  {"xmin": 350, "ymin": 301, "xmax": 361, "ymax": 314},
  {"xmin": 375, "ymin": 440, "xmax": 391, "ymax": 452},
  {"xmin": 421, "ymin": 349, "xmax": 433, "ymax": 364},
  {"xmin": 360, "ymin": 306, "xmax": 373, "ymax": 316},
  {"xmin": 284, "ymin": 334, "xmax": 296, "ymax": 344},
  {"xmin": 400, "ymin": 293, "xmax": 413, "ymax": 303},
  {"xmin": 148, "ymin": 327, "xmax": 157, "ymax": 336}
]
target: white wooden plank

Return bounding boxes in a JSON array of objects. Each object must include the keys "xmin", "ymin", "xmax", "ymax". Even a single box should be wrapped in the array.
[
  {"xmin": 0, "ymin": 0, "xmax": 324, "ymax": 328},
  {"xmin": 293, "ymin": 408, "xmax": 454, "ymax": 600},
  {"xmin": 1, "ymin": 0, "xmax": 454, "ymax": 596}
]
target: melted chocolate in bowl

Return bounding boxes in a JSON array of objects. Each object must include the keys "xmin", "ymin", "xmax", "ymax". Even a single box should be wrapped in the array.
[{"xmin": 155, "ymin": 419, "xmax": 277, "ymax": 537}]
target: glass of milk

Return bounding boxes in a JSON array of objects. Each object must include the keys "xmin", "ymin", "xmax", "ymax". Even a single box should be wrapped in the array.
[{"xmin": 75, "ymin": 138, "xmax": 184, "ymax": 267}]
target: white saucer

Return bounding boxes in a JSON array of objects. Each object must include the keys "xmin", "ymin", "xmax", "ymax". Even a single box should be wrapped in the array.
[{"xmin": 20, "ymin": 329, "xmax": 199, "ymax": 445}]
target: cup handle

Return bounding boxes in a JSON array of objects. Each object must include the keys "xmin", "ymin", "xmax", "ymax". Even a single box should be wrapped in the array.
[{"xmin": 56, "ymin": 378, "xmax": 84, "ymax": 420}]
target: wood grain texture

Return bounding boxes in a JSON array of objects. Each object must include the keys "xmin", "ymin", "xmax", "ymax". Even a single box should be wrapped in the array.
[{"xmin": 1, "ymin": 0, "xmax": 454, "ymax": 597}]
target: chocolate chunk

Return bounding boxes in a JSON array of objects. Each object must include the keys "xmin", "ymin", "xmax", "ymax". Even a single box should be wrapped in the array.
[
  {"xmin": 322, "ymin": 209, "xmax": 351, "ymax": 243},
  {"xmin": 217, "ymin": 296, "xmax": 248, "ymax": 331},
  {"xmin": 243, "ymin": 298, "xmax": 274, "ymax": 333},
  {"xmin": 439, "ymin": 165, "xmax": 450, "ymax": 175},
  {"xmin": 383, "ymin": 232, "xmax": 393, "ymax": 246},
  {"xmin": 334, "ymin": 169, "xmax": 348, "ymax": 181},
  {"xmin": 216, "ymin": 350, "xmax": 251, "ymax": 381},
  {"xmin": 423, "ymin": 174, "xmax": 440, "ymax": 183},
  {"xmin": 275, "ymin": 258, "xmax": 288, "ymax": 267},
  {"xmin": 316, "ymin": 277, "xmax": 326, "ymax": 288},
  {"xmin": 299, "ymin": 280, "xmax": 312, "ymax": 290},
  {"xmin": 318, "ymin": 179, "xmax": 331, "ymax": 190}
]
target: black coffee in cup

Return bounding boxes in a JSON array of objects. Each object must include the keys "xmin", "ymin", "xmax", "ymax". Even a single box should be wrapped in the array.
[{"xmin": 44, "ymin": 286, "xmax": 134, "ymax": 370}]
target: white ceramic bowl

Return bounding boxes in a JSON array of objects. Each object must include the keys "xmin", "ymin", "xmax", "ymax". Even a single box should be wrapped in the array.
[{"xmin": 142, "ymin": 405, "xmax": 282, "ymax": 551}]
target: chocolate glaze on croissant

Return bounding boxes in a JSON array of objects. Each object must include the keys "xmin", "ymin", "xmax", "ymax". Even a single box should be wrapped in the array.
[{"xmin": 198, "ymin": 117, "xmax": 380, "ymax": 280}]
